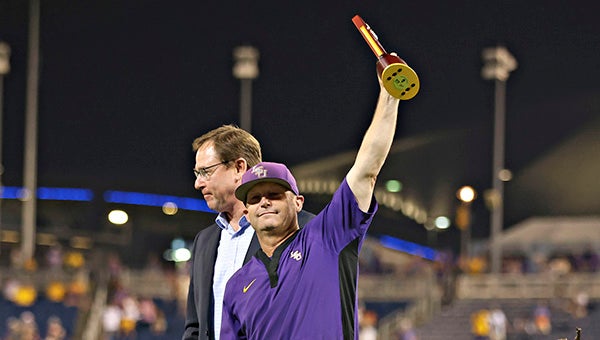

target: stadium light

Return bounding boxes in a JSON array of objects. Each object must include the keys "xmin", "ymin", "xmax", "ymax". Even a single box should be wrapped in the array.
[{"xmin": 482, "ymin": 46, "xmax": 517, "ymax": 273}]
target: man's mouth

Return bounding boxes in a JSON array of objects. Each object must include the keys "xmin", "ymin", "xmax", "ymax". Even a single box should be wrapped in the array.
[{"xmin": 258, "ymin": 211, "xmax": 276, "ymax": 217}]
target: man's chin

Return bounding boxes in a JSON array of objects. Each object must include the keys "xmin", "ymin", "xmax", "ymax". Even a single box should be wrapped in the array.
[
  {"xmin": 253, "ymin": 215, "xmax": 278, "ymax": 226},
  {"xmin": 205, "ymin": 200, "xmax": 218, "ymax": 211},
  {"xmin": 257, "ymin": 226, "xmax": 276, "ymax": 233},
  {"xmin": 251, "ymin": 220, "xmax": 277, "ymax": 232}
]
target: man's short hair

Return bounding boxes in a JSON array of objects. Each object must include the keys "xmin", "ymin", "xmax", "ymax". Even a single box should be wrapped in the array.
[{"xmin": 193, "ymin": 124, "xmax": 262, "ymax": 167}]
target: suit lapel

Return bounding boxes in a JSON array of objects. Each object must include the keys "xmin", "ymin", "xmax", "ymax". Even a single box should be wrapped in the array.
[{"xmin": 202, "ymin": 225, "xmax": 221, "ymax": 276}]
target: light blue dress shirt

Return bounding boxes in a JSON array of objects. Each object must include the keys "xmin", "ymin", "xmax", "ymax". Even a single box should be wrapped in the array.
[{"xmin": 212, "ymin": 212, "xmax": 254, "ymax": 340}]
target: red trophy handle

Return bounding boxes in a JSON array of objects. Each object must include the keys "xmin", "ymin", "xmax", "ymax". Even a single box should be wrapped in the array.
[{"xmin": 352, "ymin": 15, "xmax": 420, "ymax": 100}]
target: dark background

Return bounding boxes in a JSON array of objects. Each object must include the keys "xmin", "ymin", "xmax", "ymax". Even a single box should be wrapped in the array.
[{"xmin": 1, "ymin": 1, "xmax": 599, "ymax": 259}]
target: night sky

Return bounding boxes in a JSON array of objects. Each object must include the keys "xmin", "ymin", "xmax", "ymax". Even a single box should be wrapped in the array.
[{"xmin": 1, "ymin": 1, "xmax": 599, "ymax": 251}]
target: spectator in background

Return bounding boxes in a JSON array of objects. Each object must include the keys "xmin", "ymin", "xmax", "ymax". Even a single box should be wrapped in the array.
[
  {"xmin": 471, "ymin": 308, "xmax": 490, "ymax": 340},
  {"xmin": 359, "ymin": 310, "xmax": 378, "ymax": 340},
  {"xmin": 45, "ymin": 316, "xmax": 66, "ymax": 340},
  {"xmin": 533, "ymin": 301, "xmax": 552, "ymax": 335},
  {"xmin": 4, "ymin": 316, "xmax": 22, "ymax": 340},
  {"xmin": 574, "ymin": 246, "xmax": 600, "ymax": 272},
  {"xmin": 137, "ymin": 297, "xmax": 167, "ymax": 335},
  {"xmin": 397, "ymin": 318, "xmax": 418, "ymax": 340},
  {"xmin": 548, "ymin": 256, "xmax": 571, "ymax": 276},
  {"xmin": 460, "ymin": 255, "xmax": 487, "ymax": 274},
  {"xmin": 13, "ymin": 283, "xmax": 37, "ymax": 307},
  {"xmin": 120, "ymin": 295, "xmax": 140, "ymax": 335},
  {"xmin": 102, "ymin": 300, "xmax": 122, "ymax": 340},
  {"xmin": 570, "ymin": 291, "xmax": 589, "ymax": 319},
  {"xmin": 525, "ymin": 250, "xmax": 548, "ymax": 273},
  {"xmin": 2, "ymin": 277, "xmax": 21, "ymax": 303},
  {"xmin": 18, "ymin": 311, "xmax": 40, "ymax": 340},
  {"xmin": 488, "ymin": 306, "xmax": 507, "ymax": 340},
  {"xmin": 45, "ymin": 282, "xmax": 67, "ymax": 303},
  {"xmin": 45, "ymin": 246, "xmax": 64, "ymax": 271}
]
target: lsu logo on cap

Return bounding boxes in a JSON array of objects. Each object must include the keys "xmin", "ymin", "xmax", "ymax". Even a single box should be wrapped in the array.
[{"xmin": 251, "ymin": 165, "xmax": 268, "ymax": 178}]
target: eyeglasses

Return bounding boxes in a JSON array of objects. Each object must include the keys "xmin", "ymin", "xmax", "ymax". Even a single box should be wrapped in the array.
[{"xmin": 193, "ymin": 160, "xmax": 230, "ymax": 179}]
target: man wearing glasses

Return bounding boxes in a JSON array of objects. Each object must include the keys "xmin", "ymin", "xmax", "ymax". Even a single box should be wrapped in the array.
[{"xmin": 182, "ymin": 125, "xmax": 313, "ymax": 340}]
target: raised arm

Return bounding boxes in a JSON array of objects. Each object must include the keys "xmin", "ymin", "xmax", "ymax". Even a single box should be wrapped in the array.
[{"xmin": 346, "ymin": 76, "xmax": 400, "ymax": 211}]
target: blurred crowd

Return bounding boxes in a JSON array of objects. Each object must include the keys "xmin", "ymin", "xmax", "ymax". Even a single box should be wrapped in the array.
[
  {"xmin": 2, "ymin": 238, "xmax": 599, "ymax": 340},
  {"xmin": 457, "ymin": 246, "xmax": 600, "ymax": 275},
  {"xmin": 0, "ymin": 244, "xmax": 188, "ymax": 340},
  {"xmin": 99, "ymin": 253, "xmax": 185, "ymax": 340},
  {"xmin": 1, "ymin": 245, "xmax": 91, "ymax": 340}
]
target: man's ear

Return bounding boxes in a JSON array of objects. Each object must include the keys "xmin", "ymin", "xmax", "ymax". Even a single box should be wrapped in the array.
[
  {"xmin": 234, "ymin": 158, "xmax": 248, "ymax": 176},
  {"xmin": 295, "ymin": 195, "xmax": 305, "ymax": 212}
]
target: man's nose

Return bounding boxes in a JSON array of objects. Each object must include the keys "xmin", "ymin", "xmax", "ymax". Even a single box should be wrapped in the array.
[
  {"xmin": 194, "ymin": 176, "xmax": 206, "ymax": 191},
  {"xmin": 259, "ymin": 196, "xmax": 272, "ymax": 206}
]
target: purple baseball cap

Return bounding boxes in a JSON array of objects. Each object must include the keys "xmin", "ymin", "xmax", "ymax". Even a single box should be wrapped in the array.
[{"xmin": 235, "ymin": 162, "xmax": 299, "ymax": 203}]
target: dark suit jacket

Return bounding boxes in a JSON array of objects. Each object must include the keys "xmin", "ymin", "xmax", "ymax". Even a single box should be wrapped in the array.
[{"xmin": 182, "ymin": 210, "xmax": 315, "ymax": 340}]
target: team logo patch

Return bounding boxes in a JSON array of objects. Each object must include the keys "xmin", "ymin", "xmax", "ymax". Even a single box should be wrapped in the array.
[
  {"xmin": 251, "ymin": 165, "xmax": 268, "ymax": 178},
  {"xmin": 290, "ymin": 250, "xmax": 302, "ymax": 261}
]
